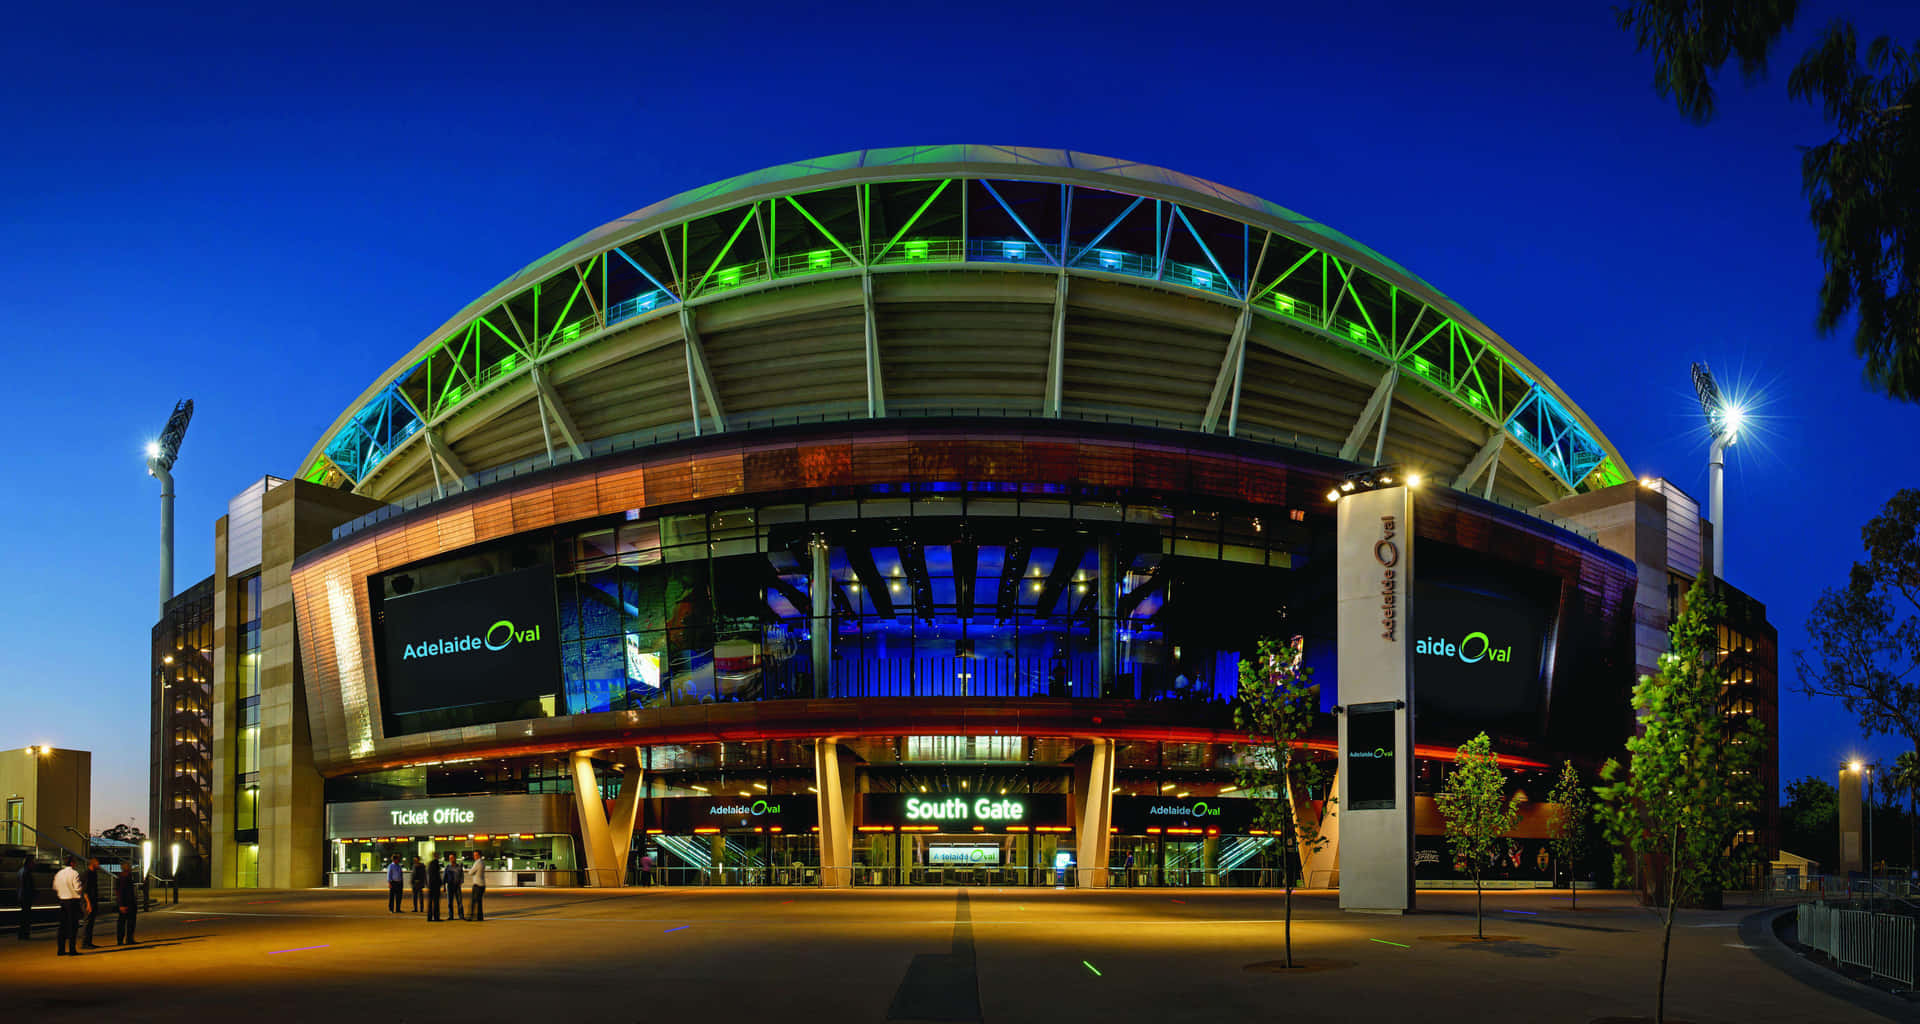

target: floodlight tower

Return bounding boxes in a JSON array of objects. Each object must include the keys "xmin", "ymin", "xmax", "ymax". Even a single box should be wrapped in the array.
[
  {"xmin": 147, "ymin": 400, "xmax": 194, "ymax": 617},
  {"xmin": 1690, "ymin": 363, "xmax": 1739, "ymax": 579}
]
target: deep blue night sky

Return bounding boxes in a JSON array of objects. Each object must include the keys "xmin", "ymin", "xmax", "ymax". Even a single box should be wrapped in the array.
[{"xmin": 5, "ymin": 0, "xmax": 1917, "ymax": 831}]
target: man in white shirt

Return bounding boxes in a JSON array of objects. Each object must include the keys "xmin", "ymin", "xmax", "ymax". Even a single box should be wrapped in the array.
[
  {"xmin": 52, "ymin": 856, "xmax": 84, "ymax": 956},
  {"xmin": 467, "ymin": 852, "xmax": 486, "ymax": 922}
]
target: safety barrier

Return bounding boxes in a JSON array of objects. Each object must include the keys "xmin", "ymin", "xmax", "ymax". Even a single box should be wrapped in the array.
[{"xmin": 1797, "ymin": 901, "xmax": 1919, "ymax": 988}]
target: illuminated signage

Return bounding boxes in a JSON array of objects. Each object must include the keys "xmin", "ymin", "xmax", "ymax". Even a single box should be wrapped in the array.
[
  {"xmin": 1345, "ymin": 702, "xmax": 1398, "ymax": 810},
  {"xmin": 929, "ymin": 845, "xmax": 1000, "ymax": 865},
  {"xmin": 1376, "ymin": 515, "xmax": 1400, "ymax": 641},
  {"xmin": 705, "ymin": 801, "xmax": 782, "ymax": 817},
  {"xmin": 377, "ymin": 566, "xmax": 562, "ymax": 718},
  {"xmin": 862, "ymin": 793, "xmax": 1071, "ymax": 830},
  {"xmin": 401, "ymin": 621, "xmax": 543, "ymax": 660},
  {"xmin": 388, "ymin": 806, "xmax": 477, "ymax": 827},
  {"xmin": 905, "ymin": 797, "xmax": 1026, "ymax": 822},
  {"xmin": 1416, "ymin": 632, "xmax": 1512, "ymax": 665}
]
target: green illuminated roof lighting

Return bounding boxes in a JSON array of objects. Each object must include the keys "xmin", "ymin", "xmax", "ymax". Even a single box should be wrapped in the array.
[
  {"xmin": 718, "ymin": 266, "xmax": 743, "ymax": 287},
  {"xmin": 1411, "ymin": 355, "xmax": 1435, "ymax": 378},
  {"xmin": 1274, "ymin": 294, "xmax": 1295, "ymax": 313},
  {"xmin": 905, "ymin": 239, "xmax": 929, "ymax": 260},
  {"xmin": 1347, "ymin": 322, "xmax": 1368, "ymax": 344},
  {"xmin": 808, "ymin": 249, "xmax": 831, "ymax": 270}
]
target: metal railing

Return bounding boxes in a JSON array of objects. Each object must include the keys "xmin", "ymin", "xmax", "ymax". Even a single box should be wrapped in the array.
[{"xmin": 1798, "ymin": 901, "xmax": 1918, "ymax": 987}]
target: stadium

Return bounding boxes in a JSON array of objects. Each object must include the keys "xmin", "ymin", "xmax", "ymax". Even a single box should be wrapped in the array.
[{"xmin": 168, "ymin": 146, "xmax": 1773, "ymax": 898}]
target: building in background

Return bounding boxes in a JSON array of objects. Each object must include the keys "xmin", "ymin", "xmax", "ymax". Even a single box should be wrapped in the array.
[
  {"xmin": 1, "ymin": 746, "xmax": 91, "ymax": 859},
  {"xmin": 1546, "ymin": 478, "xmax": 1781, "ymax": 869},
  {"xmin": 151, "ymin": 575, "xmax": 214, "ymax": 885},
  {"xmin": 161, "ymin": 147, "xmax": 1774, "ymax": 891}
]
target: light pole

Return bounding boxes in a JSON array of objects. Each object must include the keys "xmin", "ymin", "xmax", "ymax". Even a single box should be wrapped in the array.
[
  {"xmin": 1689, "ymin": 363, "xmax": 1740, "ymax": 579},
  {"xmin": 146, "ymin": 400, "xmax": 194, "ymax": 618}
]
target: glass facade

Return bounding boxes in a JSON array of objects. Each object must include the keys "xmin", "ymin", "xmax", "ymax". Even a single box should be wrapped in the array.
[
  {"xmin": 233, "ymin": 573, "xmax": 262, "ymax": 869},
  {"xmin": 372, "ymin": 492, "xmax": 1315, "ymax": 736},
  {"xmin": 152, "ymin": 575, "xmax": 214, "ymax": 886}
]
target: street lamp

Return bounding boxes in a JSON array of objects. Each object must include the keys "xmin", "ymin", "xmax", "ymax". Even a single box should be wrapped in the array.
[
  {"xmin": 146, "ymin": 399, "xmax": 194, "ymax": 619},
  {"xmin": 1690, "ymin": 363, "xmax": 1740, "ymax": 579}
]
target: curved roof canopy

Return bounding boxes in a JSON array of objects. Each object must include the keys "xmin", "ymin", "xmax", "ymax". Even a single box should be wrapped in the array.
[{"xmin": 303, "ymin": 146, "xmax": 1630, "ymax": 511}]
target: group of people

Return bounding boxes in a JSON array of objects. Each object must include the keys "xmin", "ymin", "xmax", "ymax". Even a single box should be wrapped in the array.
[
  {"xmin": 387, "ymin": 852, "xmax": 485, "ymax": 922},
  {"xmin": 13, "ymin": 855, "xmax": 140, "ymax": 955}
]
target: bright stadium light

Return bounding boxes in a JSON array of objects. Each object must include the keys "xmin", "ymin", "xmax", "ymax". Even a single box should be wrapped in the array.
[
  {"xmin": 146, "ymin": 400, "xmax": 194, "ymax": 618},
  {"xmin": 1690, "ymin": 363, "xmax": 1735, "ymax": 579}
]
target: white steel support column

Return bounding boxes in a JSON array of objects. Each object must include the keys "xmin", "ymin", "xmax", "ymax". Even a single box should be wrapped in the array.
[
  {"xmin": 814, "ymin": 740, "xmax": 858, "ymax": 887},
  {"xmin": 605, "ymin": 749, "xmax": 644, "ymax": 887},
  {"xmin": 424, "ymin": 428, "xmax": 468, "ymax": 493},
  {"xmin": 862, "ymin": 274, "xmax": 886, "ymax": 417},
  {"xmin": 810, "ymin": 533, "xmax": 831, "ymax": 698},
  {"xmin": 531, "ymin": 365, "xmax": 585, "ymax": 461},
  {"xmin": 1044, "ymin": 273, "xmax": 1069, "ymax": 417},
  {"xmin": 571, "ymin": 751, "xmax": 620, "ymax": 887},
  {"xmin": 1072, "ymin": 739, "xmax": 1116, "ymax": 887},
  {"xmin": 1453, "ymin": 431, "xmax": 1505, "ymax": 492},
  {"xmin": 1201, "ymin": 308, "xmax": 1251, "ymax": 434},
  {"xmin": 1339, "ymin": 367, "xmax": 1398, "ymax": 462},
  {"xmin": 681, "ymin": 307, "xmax": 725, "ymax": 434}
]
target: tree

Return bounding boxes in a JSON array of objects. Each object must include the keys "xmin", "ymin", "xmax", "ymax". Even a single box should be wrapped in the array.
[
  {"xmin": 1781, "ymin": 775, "xmax": 1840, "ymax": 869},
  {"xmin": 1620, "ymin": 4, "xmax": 1920, "ymax": 401},
  {"xmin": 1233, "ymin": 636, "xmax": 1328, "ymax": 969},
  {"xmin": 1798, "ymin": 490, "xmax": 1920, "ymax": 750},
  {"xmin": 1598, "ymin": 579, "xmax": 1768, "ymax": 1024},
  {"xmin": 1889, "ymin": 751, "xmax": 1920, "ymax": 872},
  {"xmin": 1547, "ymin": 761, "xmax": 1592, "ymax": 910},
  {"xmin": 1435, "ymin": 733, "xmax": 1522, "ymax": 940},
  {"xmin": 99, "ymin": 823, "xmax": 145, "ymax": 844}
]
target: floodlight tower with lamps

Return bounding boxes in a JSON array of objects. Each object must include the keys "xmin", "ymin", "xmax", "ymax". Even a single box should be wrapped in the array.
[
  {"xmin": 146, "ymin": 400, "xmax": 194, "ymax": 619},
  {"xmin": 1690, "ymin": 363, "xmax": 1740, "ymax": 579}
]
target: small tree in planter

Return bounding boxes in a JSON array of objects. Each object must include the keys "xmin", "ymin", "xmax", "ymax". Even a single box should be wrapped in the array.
[
  {"xmin": 1597, "ymin": 578, "xmax": 1767, "ymax": 1024},
  {"xmin": 1436, "ymin": 732, "xmax": 1521, "ymax": 940},
  {"xmin": 1233, "ymin": 635, "xmax": 1329, "ymax": 969},
  {"xmin": 1547, "ymin": 761, "xmax": 1591, "ymax": 909}
]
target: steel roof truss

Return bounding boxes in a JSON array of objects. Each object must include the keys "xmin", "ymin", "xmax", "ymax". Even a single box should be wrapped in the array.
[
  {"xmin": 1173, "ymin": 205, "xmax": 1241, "ymax": 301},
  {"xmin": 978, "ymin": 180, "xmax": 1059, "ymax": 266},
  {"xmin": 1067, "ymin": 195, "xmax": 1145, "ymax": 266},
  {"xmin": 783, "ymin": 194, "xmax": 859, "ymax": 267},
  {"xmin": 614, "ymin": 246, "xmax": 678, "ymax": 302},
  {"xmin": 869, "ymin": 180, "xmax": 951, "ymax": 264}
]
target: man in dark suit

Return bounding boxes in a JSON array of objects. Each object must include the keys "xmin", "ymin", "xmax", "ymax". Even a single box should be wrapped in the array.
[
  {"xmin": 442, "ymin": 854, "xmax": 464, "ymax": 921},
  {"xmin": 425, "ymin": 852, "xmax": 441, "ymax": 921},
  {"xmin": 79, "ymin": 858, "xmax": 101, "ymax": 949},
  {"xmin": 113, "ymin": 860, "xmax": 138, "ymax": 945},
  {"xmin": 14, "ymin": 860, "xmax": 32, "ymax": 940},
  {"xmin": 410, "ymin": 857, "xmax": 427, "ymax": 912}
]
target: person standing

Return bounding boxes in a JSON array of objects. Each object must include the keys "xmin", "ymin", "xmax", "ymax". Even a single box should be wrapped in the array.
[
  {"xmin": 385, "ymin": 854, "xmax": 404, "ymax": 913},
  {"xmin": 79, "ymin": 857, "xmax": 101, "ymax": 949},
  {"xmin": 443, "ymin": 854, "xmax": 464, "ymax": 921},
  {"xmin": 14, "ymin": 860, "xmax": 32, "ymax": 940},
  {"xmin": 638, "ymin": 851, "xmax": 654, "ymax": 887},
  {"xmin": 467, "ymin": 852, "xmax": 486, "ymax": 922},
  {"xmin": 410, "ymin": 857, "xmax": 426, "ymax": 912},
  {"xmin": 113, "ymin": 860, "xmax": 138, "ymax": 945},
  {"xmin": 1122, "ymin": 850, "xmax": 1134, "ymax": 888},
  {"xmin": 425, "ymin": 852, "xmax": 442, "ymax": 922},
  {"xmin": 52, "ymin": 856, "xmax": 83, "ymax": 956}
]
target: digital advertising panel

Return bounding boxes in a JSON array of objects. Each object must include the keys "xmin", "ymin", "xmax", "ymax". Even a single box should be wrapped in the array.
[
  {"xmin": 1412, "ymin": 577, "xmax": 1552, "ymax": 731},
  {"xmin": 376, "ymin": 566, "xmax": 563, "ymax": 716}
]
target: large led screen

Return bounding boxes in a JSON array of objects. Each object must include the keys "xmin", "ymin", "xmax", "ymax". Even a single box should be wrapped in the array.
[
  {"xmin": 1412, "ymin": 578, "xmax": 1551, "ymax": 729},
  {"xmin": 377, "ymin": 566, "xmax": 562, "ymax": 716}
]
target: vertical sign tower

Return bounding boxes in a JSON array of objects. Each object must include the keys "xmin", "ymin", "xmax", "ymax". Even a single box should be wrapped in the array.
[{"xmin": 1335, "ymin": 483, "xmax": 1415, "ymax": 913}]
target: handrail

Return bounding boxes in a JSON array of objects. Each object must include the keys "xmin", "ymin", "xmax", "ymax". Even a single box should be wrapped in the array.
[{"xmin": 1, "ymin": 818, "xmax": 90, "ymax": 867}]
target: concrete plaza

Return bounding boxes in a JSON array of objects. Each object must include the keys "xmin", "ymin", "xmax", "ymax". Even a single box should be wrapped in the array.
[{"xmin": 2, "ymin": 887, "xmax": 1905, "ymax": 1022}]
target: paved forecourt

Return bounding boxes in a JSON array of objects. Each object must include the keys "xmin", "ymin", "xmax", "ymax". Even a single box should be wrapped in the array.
[{"xmin": 0, "ymin": 888, "xmax": 1900, "ymax": 1023}]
